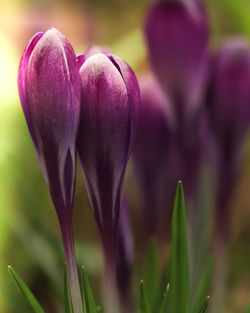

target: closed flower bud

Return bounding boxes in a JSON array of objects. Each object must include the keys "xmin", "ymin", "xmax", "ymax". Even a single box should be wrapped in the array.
[
  {"xmin": 78, "ymin": 51, "xmax": 139, "ymax": 313},
  {"xmin": 17, "ymin": 28, "xmax": 83, "ymax": 313},
  {"xmin": 207, "ymin": 38, "xmax": 250, "ymax": 148},
  {"xmin": 206, "ymin": 38, "xmax": 250, "ymax": 313},
  {"xmin": 18, "ymin": 28, "xmax": 81, "ymax": 218},
  {"xmin": 207, "ymin": 38, "xmax": 250, "ymax": 228},
  {"xmin": 145, "ymin": 0, "xmax": 209, "ymax": 125},
  {"xmin": 133, "ymin": 75, "xmax": 173, "ymax": 236},
  {"xmin": 78, "ymin": 51, "xmax": 139, "ymax": 253}
]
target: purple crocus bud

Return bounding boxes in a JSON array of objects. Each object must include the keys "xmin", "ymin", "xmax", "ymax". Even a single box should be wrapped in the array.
[
  {"xmin": 133, "ymin": 75, "xmax": 174, "ymax": 237},
  {"xmin": 207, "ymin": 38, "xmax": 250, "ymax": 156},
  {"xmin": 206, "ymin": 38, "xmax": 250, "ymax": 313},
  {"xmin": 207, "ymin": 38, "xmax": 250, "ymax": 222},
  {"xmin": 78, "ymin": 52, "xmax": 139, "ymax": 251},
  {"xmin": 17, "ymin": 28, "xmax": 83, "ymax": 313},
  {"xmin": 145, "ymin": 0, "xmax": 209, "ymax": 127},
  {"xmin": 78, "ymin": 52, "xmax": 139, "ymax": 312},
  {"xmin": 18, "ymin": 28, "xmax": 80, "ymax": 220}
]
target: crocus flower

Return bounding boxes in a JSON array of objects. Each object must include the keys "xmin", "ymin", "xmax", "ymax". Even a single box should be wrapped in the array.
[
  {"xmin": 78, "ymin": 51, "xmax": 139, "ymax": 252},
  {"xmin": 17, "ymin": 28, "xmax": 83, "ymax": 313},
  {"xmin": 133, "ymin": 75, "xmax": 174, "ymax": 237},
  {"xmin": 145, "ymin": 0, "xmax": 209, "ymax": 128},
  {"xmin": 78, "ymin": 51, "xmax": 139, "ymax": 312},
  {"xmin": 207, "ymin": 38, "xmax": 250, "ymax": 233},
  {"xmin": 206, "ymin": 38, "xmax": 250, "ymax": 313}
]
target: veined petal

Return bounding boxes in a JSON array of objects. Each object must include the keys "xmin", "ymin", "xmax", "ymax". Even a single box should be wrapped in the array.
[
  {"xmin": 18, "ymin": 32, "xmax": 44, "ymax": 140},
  {"xmin": 145, "ymin": 0, "xmax": 209, "ymax": 122},
  {"xmin": 78, "ymin": 51, "xmax": 139, "ymax": 244},
  {"xmin": 79, "ymin": 54, "xmax": 129, "ymax": 230},
  {"xmin": 18, "ymin": 28, "xmax": 80, "ymax": 216}
]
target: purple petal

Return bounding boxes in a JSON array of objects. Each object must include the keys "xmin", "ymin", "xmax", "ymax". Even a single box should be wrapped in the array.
[
  {"xmin": 18, "ymin": 31, "xmax": 44, "ymax": 141},
  {"xmin": 108, "ymin": 54, "xmax": 140, "ymax": 155},
  {"xmin": 132, "ymin": 75, "xmax": 172, "ymax": 234},
  {"xmin": 76, "ymin": 54, "xmax": 85, "ymax": 70},
  {"xmin": 206, "ymin": 38, "xmax": 250, "ymax": 211},
  {"xmin": 207, "ymin": 38, "xmax": 250, "ymax": 143},
  {"xmin": 145, "ymin": 0, "xmax": 209, "ymax": 122},
  {"xmin": 78, "ymin": 53, "xmax": 139, "ymax": 246},
  {"xmin": 18, "ymin": 28, "xmax": 81, "ymax": 215}
]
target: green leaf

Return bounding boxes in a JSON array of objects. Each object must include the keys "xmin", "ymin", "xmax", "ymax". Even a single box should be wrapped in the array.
[
  {"xmin": 169, "ymin": 181, "xmax": 189, "ymax": 313},
  {"xmin": 191, "ymin": 259, "xmax": 212, "ymax": 313},
  {"xmin": 144, "ymin": 238, "xmax": 159, "ymax": 311},
  {"xmin": 8, "ymin": 266, "xmax": 46, "ymax": 313},
  {"xmin": 80, "ymin": 266, "xmax": 97, "ymax": 313},
  {"xmin": 64, "ymin": 267, "xmax": 73, "ymax": 313},
  {"xmin": 159, "ymin": 283, "xmax": 170, "ymax": 313},
  {"xmin": 139, "ymin": 280, "xmax": 151, "ymax": 313},
  {"xmin": 198, "ymin": 296, "xmax": 209, "ymax": 313}
]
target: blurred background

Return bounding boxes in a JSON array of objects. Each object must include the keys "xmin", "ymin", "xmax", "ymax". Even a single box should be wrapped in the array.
[{"xmin": 1, "ymin": 0, "xmax": 250, "ymax": 312}]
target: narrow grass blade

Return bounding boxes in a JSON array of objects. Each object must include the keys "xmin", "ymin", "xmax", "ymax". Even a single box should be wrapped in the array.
[
  {"xmin": 64, "ymin": 267, "xmax": 73, "ymax": 313},
  {"xmin": 8, "ymin": 266, "xmax": 46, "ymax": 313},
  {"xmin": 159, "ymin": 283, "xmax": 170, "ymax": 313},
  {"xmin": 198, "ymin": 296, "xmax": 209, "ymax": 313},
  {"xmin": 139, "ymin": 280, "xmax": 151, "ymax": 313},
  {"xmin": 191, "ymin": 259, "xmax": 212, "ymax": 313},
  {"xmin": 80, "ymin": 266, "xmax": 97, "ymax": 313},
  {"xmin": 169, "ymin": 182, "xmax": 189, "ymax": 313}
]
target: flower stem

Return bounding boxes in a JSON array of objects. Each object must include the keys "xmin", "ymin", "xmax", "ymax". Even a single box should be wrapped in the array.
[
  {"xmin": 60, "ymin": 219, "xmax": 83, "ymax": 313},
  {"xmin": 102, "ymin": 232, "xmax": 120, "ymax": 313}
]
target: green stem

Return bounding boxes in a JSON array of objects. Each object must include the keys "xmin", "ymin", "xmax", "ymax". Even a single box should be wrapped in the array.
[{"xmin": 61, "ymin": 220, "xmax": 84, "ymax": 313}]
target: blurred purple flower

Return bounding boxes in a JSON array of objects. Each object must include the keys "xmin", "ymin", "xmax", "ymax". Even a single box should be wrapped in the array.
[
  {"xmin": 133, "ymin": 75, "xmax": 174, "ymax": 236},
  {"xmin": 206, "ymin": 38, "xmax": 250, "ymax": 233},
  {"xmin": 205, "ymin": 38, "xmax": 250, "ymax": 313},
  {"xmin": 17, "ymin": 28, "xmax": 83, "ymax": 313},
  {"xmin": 77, "ymin": 52, "xmax": 139, "ymax": 262},
  {"xmin": 145, "ymin": 0, "xmax": 209, "ymax": 127}
]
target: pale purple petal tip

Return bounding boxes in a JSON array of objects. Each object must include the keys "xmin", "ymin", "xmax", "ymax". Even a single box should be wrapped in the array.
[{"xmin": 18, "ymin": 32, "xmax": 43, "ymax": 132}]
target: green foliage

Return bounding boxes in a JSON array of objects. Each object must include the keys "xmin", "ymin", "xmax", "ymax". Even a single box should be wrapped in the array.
[
  {"xmin": 8, "ymin": 266, "xmax": 46, "ymax": 313},
  {"xmin": 159, "ymin": 284, "xmax": 170, "ymax": 313},
  {"xmin": 64, "ymin": 267, "xmax": 73, "ymax": 313},
  {"xmin": 197, "ymin": 297, "xmax": 209, "ymax": 313},
  {"xmin": 80, "ymin": 266, "xmax": 99, "ymax": 313},
  {"xmin": 191, "ymin": 260, "xmax": 212, "ymax": 313},
  {"xmin": 9, "ymin": 182, "xmax": 212, "ymax": 313},
  {"xmin": 139, "ymin": 280, "xmax": 151, "ymax": 313},
  {"xmin": 169, "ymin": 182, "xmax": 189, "ymax": 313},
  {"xmin": 144, "ymin": 238, "xmax": 159, "ymax": 311},
  {"xmin": 140, "ymin": 182, "xmax": 211, "ymax": 313}
]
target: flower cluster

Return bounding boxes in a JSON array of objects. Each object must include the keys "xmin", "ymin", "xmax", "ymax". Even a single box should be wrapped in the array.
[
  {"xmin": 132, "ymin": 0, "xmax": 250, "ymax": 244},
  {"xmin": 16, "ymin": 0, "xmax": 250, "ymax": 312},
  {"xmin": 18, "ymin": 28, "xmax": 139, "ymax": 313}
]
